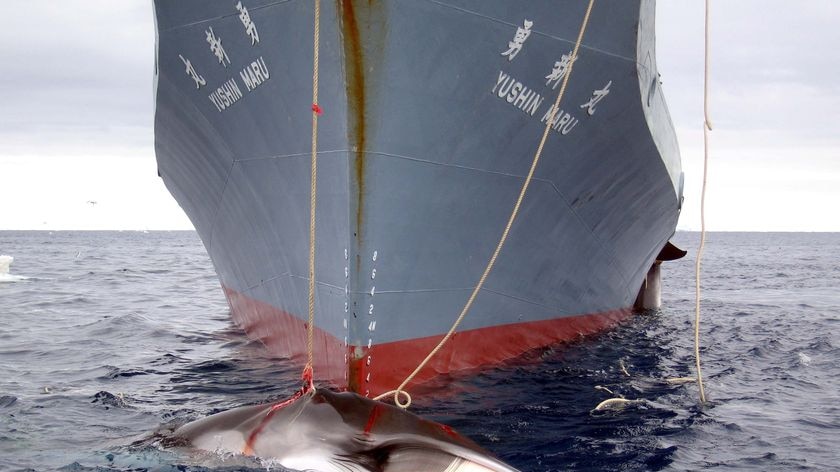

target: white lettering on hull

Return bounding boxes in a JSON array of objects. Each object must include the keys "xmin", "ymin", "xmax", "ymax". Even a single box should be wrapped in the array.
[
  {"xmin": 239, "ymin": 56, "xmax": 271, "ymax": 92},
  {"xmin": 178, "ymin": 55, "xmax": 206, "ymax": 89},
  {"xmin": 500, "ymin": 19, "xmax": 533, "ymax": 61},
  {"xmin": 208, "ymin": 78, "xmax": 244, "ymax": 112},
  {"xmin": 492, "ymin": 71, "xmax": 544, "ymax": 117},
  {"xmin": 203, "ymin": 56, "xmax": 272, "ymax": 113},
  {"xmin": 236, "ymin": 1, "xmax": 260, "ymax": 45},
  {"xmin": 540, "ymin": 104, "xmax": 579, "ymax": 135}
]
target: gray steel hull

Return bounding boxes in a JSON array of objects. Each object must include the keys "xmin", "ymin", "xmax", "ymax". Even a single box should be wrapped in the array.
[{"xmin": 153, "ymin": 0, "xmax": 682, "ymax": 395}]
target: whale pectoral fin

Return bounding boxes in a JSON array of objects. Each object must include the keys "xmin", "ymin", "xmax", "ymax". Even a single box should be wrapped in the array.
[
  {"xmin": 333, "ymin": 446, "xmax": 460, "ymax": 472},
  {"xmin": 380, "ymin": 446, "xmax": 457, "ymax": 472},
  {"xmin": 329, "ymin": 453, "xmax": 380, "ymax": 472},
  {"xmin": 382, "ymin": 447, "xmax": 498, "ymax": 472}
]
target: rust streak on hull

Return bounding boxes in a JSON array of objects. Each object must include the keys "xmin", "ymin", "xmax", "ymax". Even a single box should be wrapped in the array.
[
  {"xmin": 338, "ymin": 0, "xmax": 367, "ymax": 241},
  {"xmin": 337, "ymin": 0, "xmax": 388, "ymax": 394}
]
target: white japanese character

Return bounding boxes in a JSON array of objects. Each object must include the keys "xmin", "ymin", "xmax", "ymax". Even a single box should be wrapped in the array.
[
  {"xmin": 545, "ymin": 52, "xmax": 575, "ymax": 90},
  {"xmin": 178, "ymin": 54, "xmax": 206, "ymax": 89},
  {"xmin": 580, "ymin": 81, "xmax": 612, "ymax": 115},
  {"xmin": 236, "ymin": 2, "xmax": 260, "ymax": 45},
  {"xmin": 501, "ymin": 20, "xmax": 533, "ymax": 61},
  {"xmin": 205, "ymin": 27, "xmax": 230, "ymax": 67}
]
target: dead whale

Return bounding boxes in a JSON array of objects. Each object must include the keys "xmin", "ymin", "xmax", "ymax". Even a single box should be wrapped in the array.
[{"xmin": 172, "ymin": 387, "xmax": 519, "ymax": 472}]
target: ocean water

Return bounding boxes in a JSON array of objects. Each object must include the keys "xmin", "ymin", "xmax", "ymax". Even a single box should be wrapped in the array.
[{"xmin": 0, "ymin": 231, "xmax": 837, "ymax": 471}]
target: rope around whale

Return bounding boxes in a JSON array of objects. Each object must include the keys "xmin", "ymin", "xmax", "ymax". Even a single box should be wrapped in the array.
[
  {"xmin": 303, "ymin": 0, "xmax": 321, "ymax": 388},
  {"xmin": 374, "ymin": 0, "xmax": 597, "ymax": 409}
]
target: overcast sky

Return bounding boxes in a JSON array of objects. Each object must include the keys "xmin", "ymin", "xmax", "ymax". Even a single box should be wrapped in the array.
[{"xmin": 1, "ymin": 1, "xmax": 837, "ymax": 231}]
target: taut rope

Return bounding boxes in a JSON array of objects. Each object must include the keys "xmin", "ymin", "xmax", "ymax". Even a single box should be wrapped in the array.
[
  {"xmin": 305, "ymin": 0, "xmax": 322, "ymax": 385},
  {"xmin": 375, "ymin": 0, "xmax": 597, "ymax": 408}
]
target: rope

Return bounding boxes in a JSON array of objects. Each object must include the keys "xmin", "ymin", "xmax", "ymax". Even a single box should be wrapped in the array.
[
  {"xmin": 242, "ymin": 385, "xmax": 314, "ymax": 455},
  {"xmin": 693, "ymin": 0, "xmax": 711, "ymax": 404},
  {"xmin": 375, "ymin": 0, "xmax": 597, "ymax": 409},
  {"xmin": 305, "ymin": 0, "xmax": 321, "ymax": 383}
]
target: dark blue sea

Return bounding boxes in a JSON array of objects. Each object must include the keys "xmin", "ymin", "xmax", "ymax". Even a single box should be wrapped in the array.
[{"xmin": 1, "ymin": 231, "xmax": 837, "ymax": 471}]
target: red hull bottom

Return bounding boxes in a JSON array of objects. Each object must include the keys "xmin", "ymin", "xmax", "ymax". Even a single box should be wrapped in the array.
[{"xmin": 224, "ymin": 285, "xmax": 633, "ymax": 397}]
